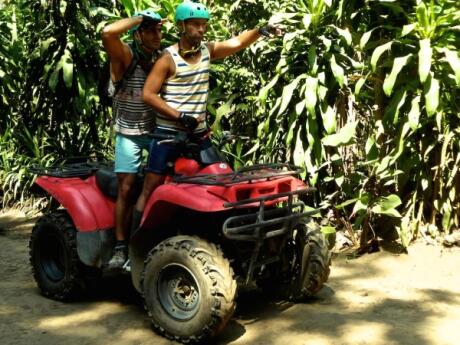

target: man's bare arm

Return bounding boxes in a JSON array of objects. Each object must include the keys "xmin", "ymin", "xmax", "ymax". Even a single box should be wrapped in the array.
[
  {"xmin": 102, "ymin": 17, "xmax": 142, "ymax": 77},
  {"xmin": 208, "ymin": 29, "xmax": 261, "ymax": 61},
  {"xmin": 143, "ymin": 54, "xmax": 180, "ymax": 119}
]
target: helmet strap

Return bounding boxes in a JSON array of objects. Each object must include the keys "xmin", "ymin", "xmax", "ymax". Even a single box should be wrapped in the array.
[{"xmin": 179, "ymin": 42, "xmax": 201, "ymax": 58}]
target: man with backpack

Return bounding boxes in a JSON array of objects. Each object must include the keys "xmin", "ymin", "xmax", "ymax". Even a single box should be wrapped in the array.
[
  {"xmin": 102, "ymin": 9, "xmax": 163, "ymax": 269},
  {"xmin": 136, "ymin": 1, "xmax": 281, "ymax": 222}
]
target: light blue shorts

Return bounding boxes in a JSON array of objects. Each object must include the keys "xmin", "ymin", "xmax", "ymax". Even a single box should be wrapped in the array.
[{"xmin": 114, "ymin": 133, "xmax": 152, "ymax": 173}]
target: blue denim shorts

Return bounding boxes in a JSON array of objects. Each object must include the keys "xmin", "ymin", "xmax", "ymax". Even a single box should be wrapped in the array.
[
  {"xmin": 145, "ymin": 130, "xmax": 213, "ymax": 175},
  {"xmin": 114, "ymin": 133, "xmax": 152, "ymax": 173}
]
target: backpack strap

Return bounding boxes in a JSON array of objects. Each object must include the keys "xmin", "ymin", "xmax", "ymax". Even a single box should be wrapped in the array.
[{"xmin": 113, "ymin": 43, "xmax": 139, "ymax": 96}]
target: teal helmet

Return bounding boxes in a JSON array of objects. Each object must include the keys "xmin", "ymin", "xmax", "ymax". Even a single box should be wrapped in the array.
[
  {"xmin": 175, "ymin": 1, "xmax": 210, "ymax": 22},
  {"xmin": 131, "ymin": 8, "xmax": 162, "ymax": 34}
]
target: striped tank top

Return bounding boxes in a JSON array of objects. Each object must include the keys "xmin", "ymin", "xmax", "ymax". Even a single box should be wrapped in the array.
[
  {"xmin": 158, "ymin": 44, "xmax": 210, "ymax": 133},
  {"xmin": 113, "ymin": 60, "xmax": 156, "ymax": 136}
]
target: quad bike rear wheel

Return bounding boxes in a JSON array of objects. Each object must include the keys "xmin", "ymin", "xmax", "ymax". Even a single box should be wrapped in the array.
[
  {"xmin": 29, "ymin": 211, "xmax": 85, "ymax": 300},
  {"xmin": 141, "ymin": 236, "xmax": 237, "ymax": 343}
]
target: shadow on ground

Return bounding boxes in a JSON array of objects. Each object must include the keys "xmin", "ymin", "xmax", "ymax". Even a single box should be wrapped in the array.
[{"xmin": 1, "ymin": 211, "xmax": 459, "ymax": 345}]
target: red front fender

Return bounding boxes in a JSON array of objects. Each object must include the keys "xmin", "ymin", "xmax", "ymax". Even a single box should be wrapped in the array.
[{"xmin": 35, "ymin": 176, "xmax": 115, "ymax": 232}]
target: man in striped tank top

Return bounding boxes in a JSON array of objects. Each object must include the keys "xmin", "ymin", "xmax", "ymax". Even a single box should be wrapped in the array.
[
  {"xmin": 102, "ymin": 9, "xmax": 163, "ymax": 269},
  {"xmin": 134, "ymin": 2, "xmax": 281, "ymax": 221}
]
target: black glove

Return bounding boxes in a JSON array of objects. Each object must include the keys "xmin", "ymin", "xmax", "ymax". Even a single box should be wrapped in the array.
[
  {"xmin": 179, "ymin": 112, "xmax": 199, "ymax": 131},
  {"xmin": 258, "ymin": 24, "xmax": 283, "ymax": 38}
]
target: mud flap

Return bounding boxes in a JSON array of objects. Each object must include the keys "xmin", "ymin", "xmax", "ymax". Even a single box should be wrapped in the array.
[{"xmin": 76, "ymin": 230, "xmax": 115, "ymax": 268}]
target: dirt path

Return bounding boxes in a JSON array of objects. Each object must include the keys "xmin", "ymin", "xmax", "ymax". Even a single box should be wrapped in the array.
[{"xmin": 1, "ymin": 209, "xmax": 460, "ymax": 345}]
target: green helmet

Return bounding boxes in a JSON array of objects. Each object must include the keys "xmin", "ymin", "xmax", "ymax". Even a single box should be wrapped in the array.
[
  {"xmin": 175, "ymin": 1, "xmax": 210, "ymax": 22},
  {"xmin": 131, "ymin": 8, "xmax": 162, "ymax": 34}
]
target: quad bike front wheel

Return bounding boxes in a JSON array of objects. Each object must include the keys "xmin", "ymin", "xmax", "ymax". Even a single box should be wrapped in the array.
[
  {"xmin": 29, "ymin": 211, "xmax": 85, "ymax": 300},
  {"xmin": 289, "ymin": 221, "xmax": 331, "ymax": 300},
  {"xmin": 258, "ymin": 220, "xmax": 331, "ymax": 300},
  {"xmin": 141, "ymin": 236, "xmax": 237, "ymax": 343}
]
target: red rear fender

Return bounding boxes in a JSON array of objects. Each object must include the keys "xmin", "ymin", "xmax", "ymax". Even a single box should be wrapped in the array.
[{"xmin": 35, "ymin": 176, "xmax": 115, "ymax": 232}]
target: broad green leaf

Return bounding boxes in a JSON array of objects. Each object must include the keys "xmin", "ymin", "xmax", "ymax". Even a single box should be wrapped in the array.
[
  {"xmin": 376, "ymin": 155, "xmax": 391, "ymax": 174},
  {"xmin": 215, "ymin": 96, "xmax": 235, "ymax": 129},
  {"xmin": 293, "ymin": 130, "xmax": 305, "ymax": 169},
  {"xmin": 259, "ymin": 75, "xmax": 279, "ymax": 105},
  {"xmin": 336, "ymin": 198, "xmax": 359, "ymax": 209},
  {"xmin": 408, "ymin": 96, "xmax": 421, "ymax": 130},
  {"xmin": 354, "ymin": 74, "xmax": 368, "ymax": 95},
  {"xmin": 283, "ymin": 32, "xmax": 298, "ymax": 52},
  {"xmin": 308, "ymin": 45, "xmax": 318, "ymax": 74},
  {"xmin": 333, "ymin": 26, "xmax": 352, "ymax": 46},
  {"xmin": 48, "ymin": 69, "xmax": 60, "ymax": 91},
  {"xmin": 295, "ymin": 100, "xmax": 305, "ymax": 116},
  {"xmin": 60, "ymin": 0, "xmax": 67, "ymax": 15},
  {"xmin": 335, "ymin": 173, "xmax": 344, "ymax": 187},
  {"xmin": 278, "ymin": 75, "xmax": 303, "ymax": 115},
  {"xmin": 321, "ymin": 226, "xmax": 336, "ymax": 234},
  {"xmin": 371, "ymin": 41, "xmax": 393, "ymax": 72},
  {"xmin": 304, "ymin": 76, "xmax": 318, "ymax": 114},
  {"xmin": 320, "ymin": 106, "xmax": 336, "ymax": 134},
  {"xmin": 269, "ymin": 12, "xmax": 297, "ymax": 25},
  {"xmin": 372, "ymin": 194, "xmax": 402, "ymax": 217},
  {"xmin": 383, "ymin": 54, "xmax": 412, "ymax": 96},
  {"xmin": 330, "ymin": 55, "xmax": 346, "ymax": 87},
  {"xmin": 286, "ymin": 120, "xmax": 297, "ymax": 147},
  {"xmin": 444, "ymin": 49, "xmax": 460, "ymax": 86},
  {"xmin": 303, "ymin": 14, "xmax": 312, "ymax": 30},
  {"xmin": 377, "ymin": 194, "xmax": 402, "ymax": 210},
  {"xmin": 40, "ymin": 38, "xmax": 55, "ymax": 54},
  {"xmin": 352, "ymin": 197, "xmax": 369, "ymax": 216},
  {"xmin": 365, "ymin": 137, "xmax": 378, "ymax": 161},
  {"xmin": 424, "ymin": 75, "xmax": 439, "ymax": 116},
  {"xmin": 384, "ymin": 89, "xmax": 407, "ymax": 125},
  {"xmin": 359, "ymin": 28, "xmax": 375, "ymax": 49},
  {"xmin": 418, "ymin": 39, "xmax": 432, "ymax": 83},
  {"xmin": 62, "ymin": 61, "xmax": 73, "ymax": 89},
  {"xmin": 401, "ymin": 23, "xmax": 416, "ymax": 37},
  {"xmin": 322, "ymin": 121, "xmax": 357, "ymax": 147},
  {"xmin": 90, "ymin": 7, "xmax": 118, "ymax": 18}
]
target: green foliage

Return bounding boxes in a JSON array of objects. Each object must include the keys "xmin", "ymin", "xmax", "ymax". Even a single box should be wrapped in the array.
[{"xmin": 1, "ymin": 0, "xmax": 460, "ymax": 251}]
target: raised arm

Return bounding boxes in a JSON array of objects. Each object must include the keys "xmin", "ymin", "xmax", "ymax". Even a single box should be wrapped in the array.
[
  {"xmin": 102, "ymin": 17, "xmax": 142, "ymax": 80},
  {"xmin": 208, "ymin": 29, "xmax": 261, "ymax": 61},
  {"xmin": 208, "ymin": 25, "xmax": 282, "ymax": 61}
]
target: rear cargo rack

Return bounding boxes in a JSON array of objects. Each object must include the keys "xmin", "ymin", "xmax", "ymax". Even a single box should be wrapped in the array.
[
  {"xmin": 173, "ymin": 163, "xmax": 302, "ymax": 186},
  {"xmin": 31, "ymin": 160, "xmax": 113, "ymax": 178}
]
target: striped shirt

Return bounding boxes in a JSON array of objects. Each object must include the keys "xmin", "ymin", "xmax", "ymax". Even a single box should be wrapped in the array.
[
  {"xmin": 158, "ymin": 44, "xmax": 210, "ymax": 133},
  {"xmin": 113, "ymin": 61, "xmax": 156, "ymax": 136}
]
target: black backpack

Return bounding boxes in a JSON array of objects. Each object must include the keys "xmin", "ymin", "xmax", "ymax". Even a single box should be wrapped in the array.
[{"xmin": 98, "ymin": 43, "xmax": 139, "ymax": 107}]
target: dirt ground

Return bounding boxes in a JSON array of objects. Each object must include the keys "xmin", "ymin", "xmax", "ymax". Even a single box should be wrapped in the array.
[{"xmin": 1, "ymin": 209, "xmax": 460, "ymax": 345}]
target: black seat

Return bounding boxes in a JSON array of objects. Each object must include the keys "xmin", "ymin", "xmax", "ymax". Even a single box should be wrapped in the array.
[{"xmin": 95, "ymin": 168, "xmax": 143, "ymax": 200}]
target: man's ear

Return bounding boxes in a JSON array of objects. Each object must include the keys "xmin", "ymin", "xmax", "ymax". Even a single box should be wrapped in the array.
[
  {"xmin": 133, "ymin": 30, "xmax": 142, "ymax": 43},
  {"xmin": 177, "ymin": 21, "xmax": 185, "ymax": 34}
]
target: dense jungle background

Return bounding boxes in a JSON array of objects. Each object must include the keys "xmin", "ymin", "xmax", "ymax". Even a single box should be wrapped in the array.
[{"xmin": 0, "ymin": 0, "xmax": 459, "ymax": 251}]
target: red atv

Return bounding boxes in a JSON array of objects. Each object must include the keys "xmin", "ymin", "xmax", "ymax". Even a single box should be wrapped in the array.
[{"xmin": 29, "ymin": 132, "xmax": 331, "ymax": 343}]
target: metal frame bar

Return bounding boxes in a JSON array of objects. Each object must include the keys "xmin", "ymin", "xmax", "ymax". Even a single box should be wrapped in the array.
[
  {"xmin": 172, "ymin": 163, "xmax": 303, "ymax": 186},
  {"xmin": 31, "ymin": 161, "xmax": 113, "ymax": 178},
  {"xmin": 222, "ymin": 188, "xmax": 318, "ymax": 285}
]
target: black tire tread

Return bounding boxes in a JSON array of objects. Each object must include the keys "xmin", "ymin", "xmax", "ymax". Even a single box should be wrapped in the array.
[
  {"xmin": 141, "ymin": 235, "xmax": 236, "ymax": 344},
  {"xmin": 29, "ymin": 210, "xmax": 82, "ymax": 301},
  {"xmin": 298, "ymin": 224, "xmax": 331, "ymax": 298}
]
